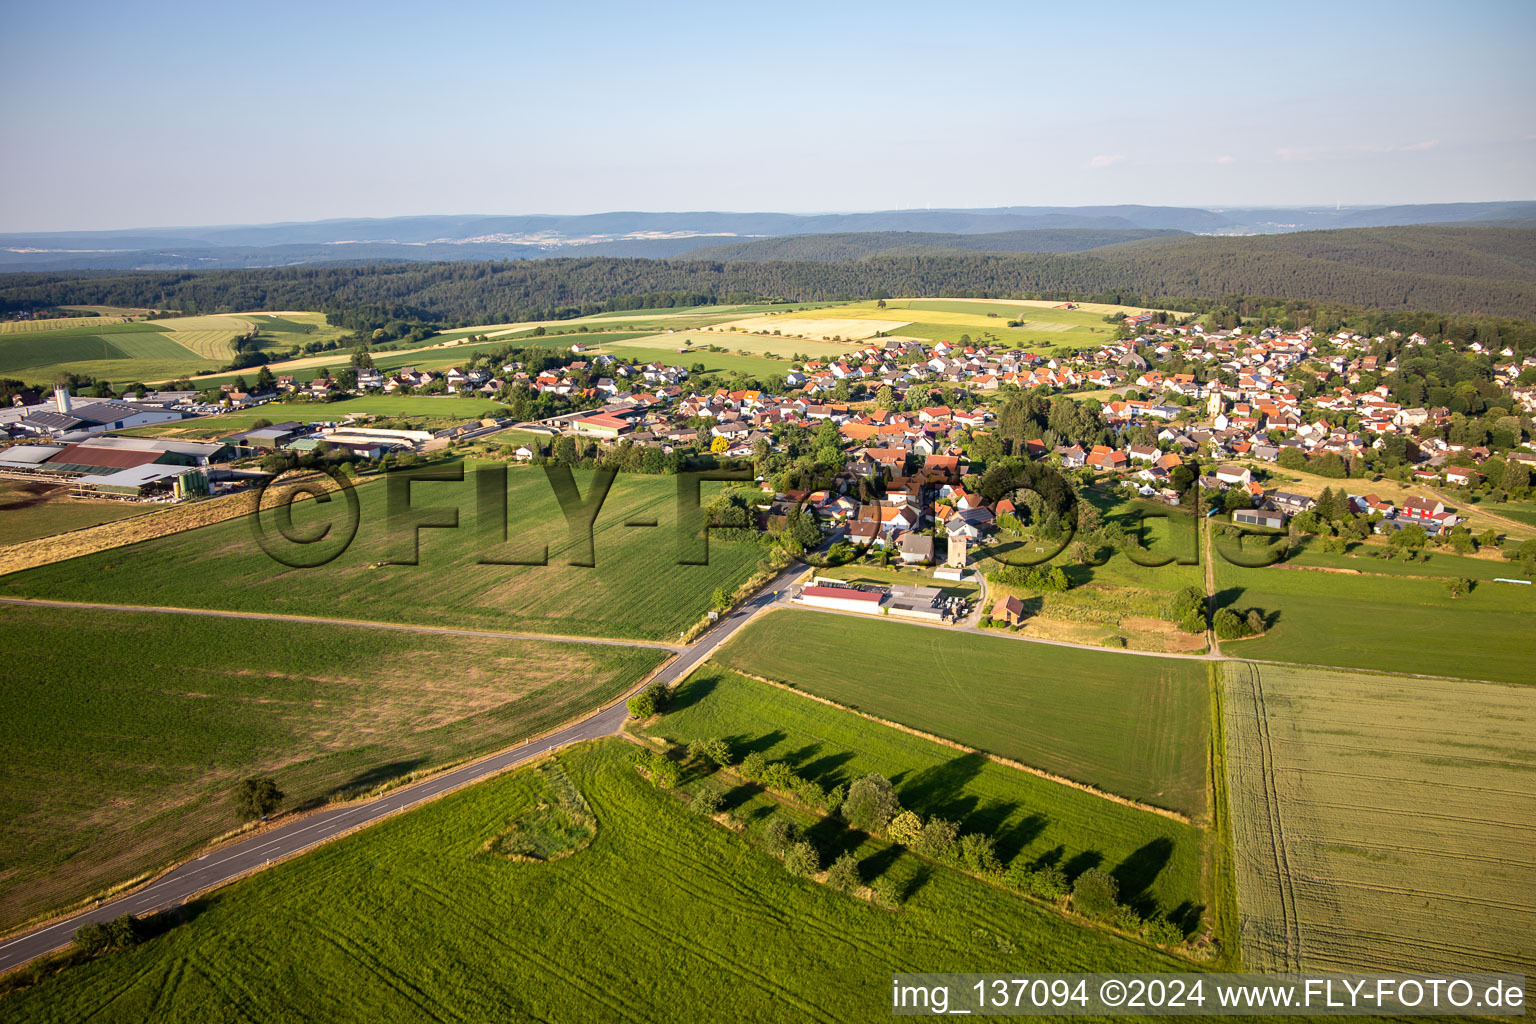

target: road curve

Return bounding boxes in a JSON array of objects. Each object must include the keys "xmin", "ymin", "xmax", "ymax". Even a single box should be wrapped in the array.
[{"xmin": 0, "ymin": 565, "xmax": 800, "ymax": 975}]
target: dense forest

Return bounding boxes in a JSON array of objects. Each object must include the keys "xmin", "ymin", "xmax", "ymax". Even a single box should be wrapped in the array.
[{"xmin": 0, "ymin": 225, "xmax": 1531, "ymax": 326}]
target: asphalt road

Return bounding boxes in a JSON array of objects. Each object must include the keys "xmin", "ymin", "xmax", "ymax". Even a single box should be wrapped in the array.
[{"xmin": 0, "ymin": 564, "xmax": 800, "ymax": 975}]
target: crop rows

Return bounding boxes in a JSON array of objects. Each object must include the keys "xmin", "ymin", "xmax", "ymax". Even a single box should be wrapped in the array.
[{"xmin": 1223, "ymin": 662, "xmax": 1536, "ymax": 975}]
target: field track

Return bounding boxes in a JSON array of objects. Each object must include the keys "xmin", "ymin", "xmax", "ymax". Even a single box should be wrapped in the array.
[
  {"xmin": 0, "ymin": 563, "xmax": 801, "ymax": 975},
  {"xmin": 0, "ymin": 597, "xmax": 685, "ymax": 650}
]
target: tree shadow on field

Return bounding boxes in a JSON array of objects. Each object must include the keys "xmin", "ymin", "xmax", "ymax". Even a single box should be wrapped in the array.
[
  {"xmin": 993, "ymin": 813, "xmax": 1048, "ymax": 864},
  {"xmin": 726, "ymin": 730, "xmax": 787, "ymax": 758},
  {"xmin": 1167, "ymin": 900, "xmax": 1205, "ymax": 936},
  {"xmin": 900, "ymin": 865, "xmax": 933, "ymax": 902},
  {"xmin": 1213, "ymin": 586, "xmax": 1246, "ymax": 612},
  {"xmin": 1061, "ymin": 850, "xmax": 1103, "ymax": 883},
  {"xmin": 137, "ymin": 896, "xmax": 217, "ymax": 942},
  {"xmin": 896, "ymin": 753, "xmax": 989, "ymax": 818},
  {"xmin": 1025, "ymin": 844, "xmax": 1066, "ymax": 871},
  {"xmin": 309, "ymin": 757, "xmax": 431, "ymax": 808},
  {"xmin": 792, "ymin": 750, "xmax": 855, "ymax": 790},
  {"xmin": 1110, "ymin": 838, "xmax": 1173, "ymax": 915},
  {"xmin": 858, "ymin": 843, "xmax": 903, "ymax": 883},
  {"xmin": 718, "ymin": 783, "xmax": 760, "ymax": 814},
  {"xmin": 803, "ymin": 816, "xmax": 866, "ymax": 862},
  {"xmin": 667, "ymin": 672, "xmax": 719, "ymax": 712}
]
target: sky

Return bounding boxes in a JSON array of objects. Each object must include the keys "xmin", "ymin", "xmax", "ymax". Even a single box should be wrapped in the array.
[{"xmin": 2, "ymin": 0, "xmax": 1533, "ymax": 232}]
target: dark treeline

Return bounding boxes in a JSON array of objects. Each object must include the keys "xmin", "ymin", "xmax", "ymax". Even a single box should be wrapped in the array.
[{"xmin": 0, "ymin": 225, "xmax": 1532, "ymax": 332}]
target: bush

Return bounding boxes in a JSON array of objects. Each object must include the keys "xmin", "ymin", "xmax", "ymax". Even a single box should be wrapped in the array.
[
  {"xmin": 692, "ymin": 789, "xmax": 724, "ymax": 817},
  {"xmin": 825, "ymin": 852, "xmax": 861, "ymax": 893},
  {"xmin": 1170, "ymin": 585, "xmax": 1208, "ymax": 634},
  {"xmin": 760, "ymin": 760, "xmax": 797, "ymax": 793},
  {"xmin": 887, "ymin": 810, "xmax": 924, "ymax": 845},
  {"xmin": 783, "ymin": 840, "xmax": 820, "ymax": 877},
  {"xmin": 957, "ymin": 833, "xmax": 1002, "ymax": 876},
  {"xmin": 913, "ymin": 816, "xmax": 959, "ymax": 860},
  {"xmin": 738, "ymin": 751, "xmax": 768, "ymax": 782},
  {"xmin": 763, "ymin": 817, "xmax": 797, "ymax": 856},
  {"xmin": 841, "ymin": 773, "xmax": 901, "ymax": 832},
  {"xmin": 1212, "ymin": 608, "xmax": 1251, "ymax": 640},
  {"xmin": 74, "ymin": 914, "xmax": 142, "ymax": 956},
  {"xmin": 636, "ymin": 750, "xmax": 679, "ymax": 788},
  {"xmin": 1142, "ymin": 914, "xmax": 1184, "ymax": 947},
  {"xmin": 870, "ymin": 875, "xmax": 903, "ymax": 908},
  {"xmin": 234, "ymin": 776, "xmax": 283, "ymax": 820},
  {"xmin": 1113, "ymin": 904, "xmax": 1143, "ymax": 932},
  {"xmin": 1027, "ymin": 864, "xmax": 1069, "ymax": 901},
  {"xmin": 699, "ymin": 737, "xmax": 732, "ymax": 768},
  {"xmin": 1071, "ymin": 868, "xmax": 1120, "ymax": 920}
]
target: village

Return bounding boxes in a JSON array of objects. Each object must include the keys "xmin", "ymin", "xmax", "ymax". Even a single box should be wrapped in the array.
[{"xmin": 2, "ymin": 316, "xmax": 1533, "ymax": 578}]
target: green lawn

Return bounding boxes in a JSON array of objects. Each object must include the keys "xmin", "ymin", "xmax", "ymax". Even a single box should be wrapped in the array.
[
  {"xmin": 0, "ymin": 740, "xmax": 1188, "ymax": 1023},
  {"xmin": 647, "ymin": 668, "xmax": 1206, "ymax": 919},
  {"xmin": 714, "ymin": 610, "xmax": 1211, "ymax": 818},
  {"xmin": 0, "ymin": 602, "xmax": 666, "ymax": 932},
  {"xmin": 0, "ymin": 481, "xmax": 152, "ymax": 545},
  {"xmin": 1214, "ymin": 555, "xmax": 1536, "ymax": 684},
  {"xmin": 0, "ymin": 466, "xmax": 771, "ymax": 642}
]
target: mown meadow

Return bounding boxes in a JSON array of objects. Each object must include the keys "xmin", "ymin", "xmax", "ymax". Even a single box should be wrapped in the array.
[
  {"xmin": 0, "ymin": 466, "xmax": 770, "ymax": 642},
  {"xmin": 0, "ymin": 601, "xmax": 665, "ymax": 932},
  {"xmin": 1213, "ymin": 552, "xmax": 1536, "ymax": 684}
]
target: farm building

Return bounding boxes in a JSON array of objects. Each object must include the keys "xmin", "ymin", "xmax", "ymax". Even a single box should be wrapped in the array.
[
  {"xmin": 1234, "ymin": 508, "xmax": 1286, "ymax": 529},
  {"xmin": 795, "ymin": 584, "xmax": 884, "ymax": 615}
]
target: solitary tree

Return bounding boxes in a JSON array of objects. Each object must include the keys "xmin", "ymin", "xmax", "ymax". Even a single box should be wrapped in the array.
[
  {"xmin": 234, "ymin": 777, "xmax": 284, "ymax": 820},
  {"xmin": 841, "ymin": 773, "xmax": 901, "ymax": 832}
]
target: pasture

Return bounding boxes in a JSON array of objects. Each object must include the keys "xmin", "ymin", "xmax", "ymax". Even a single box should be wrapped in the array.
[
  {"xmin": 649, "ymin": 667, "xmax": 1207, "ymax": 920},
  {"xmin": 0, "ymin": 602, "xmax": 666, "ymax": 932},
  {"xmin": 117, "ymin": 394, "xmax": 518, "ymax": 438},
  {"xmin": 0, "ymin": 740, "xmax": 1185, "ymax": 1022},
  {"xmin": 1223, "ymin": 662, "xmax": 1536, "ymax": 975},
  {"xmin": 0, "ymin": 466, "xmax": 773, "ymax": 642},
  {"xmin": 0, "ymin": 481, "xmax": 151, "ymax": 546},
  {"xmin": 978, "ymin": 488, "xmax": 1206, "ymax": 652},
  {"xmin": 0, "ymin": 313, "xmax": 264, "ymax": 385},
  {"xmin": 1213, "ymin": 552, "xmax": 1536, "ymax": 684},
  {"xmin": 713, "ymin": 609, "xmax": 1211, "ymax": 818}
]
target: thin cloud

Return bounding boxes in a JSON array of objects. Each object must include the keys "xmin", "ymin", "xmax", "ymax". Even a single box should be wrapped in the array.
[
  {"xmin": 1215, "ymin": 154, "xmax": 1237, "ymax": 165},
  {"xmin": 1277, "ymin": 140, "xmax": 1439, "ymax": 161},
  {"xmin": 1087, "ymin": 154, "xmax": 1126, "ymax": 169}
]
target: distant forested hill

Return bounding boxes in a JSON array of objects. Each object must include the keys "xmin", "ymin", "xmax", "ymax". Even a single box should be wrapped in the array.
[
  {"xmin": 680, "ymin": 228, "xmax": 1186, "ymax": 261},
  {"xmin": 1, "ymin": 225, "xmax": 1531, "ymax": 321}
]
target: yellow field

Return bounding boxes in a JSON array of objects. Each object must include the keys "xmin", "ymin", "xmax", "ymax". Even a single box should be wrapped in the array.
[
  {"xmin": 150, "ymin": 314, "xmax": 256, "ymax": 360},
  {"xmin": 0, "ymin": 316, "xmax": 128, "ymax": 334},
  {"xmin": 1224, "ymin": 662, "xmax": 1536, "ymax": 976},
  {"xmin": 712, "ymin": 314, "xmax": 911, "ymax": 340}
]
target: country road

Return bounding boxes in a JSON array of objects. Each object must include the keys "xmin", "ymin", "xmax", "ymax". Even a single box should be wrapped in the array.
[{"xmin": 0, "ymin": 564, "xmax": 801, "ymax": 975}]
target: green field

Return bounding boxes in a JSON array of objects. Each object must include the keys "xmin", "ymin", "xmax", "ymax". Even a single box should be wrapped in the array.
[
  {"xmin": 1214, "ymin": 553, "xmax": 1536, "ymax": 684},
  {"xmin": 647, "ymin": 667, "xmax": 1206, "ymax": 919},
  {"xmin": 1224, "ymin": 662, "xmax": 1536, "ymax": 975},
  {"xmin": 0, "ymin": 601, "xmax": 666, "ymax": 932},
  {"xmin": 0, "ymin": 740, "xmax": 1187, "ymax": 1022},
  {"xmin": 714, "ymin": 610, "xmax": 1211, "ymax": 818},
  {"xmin": 0, "ymin": 466, "xmax": 771, "ymax": 642},
  {"xmin": 977, "ymin": 490, "xmax": 1207, "ymax": 651},
  {"xmin": 122, "ymin": 394, "xmax": 519, "ymax": 438},
  {"xmin": 775, "ymin": 298, "xmax": 1167, "ymax": 353},
  {"xmin": 0, "ymin": 481, "xmax": 151, "ymax": 546}
]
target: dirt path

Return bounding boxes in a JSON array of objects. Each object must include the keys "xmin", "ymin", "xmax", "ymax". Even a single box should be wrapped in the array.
[{"xmin": 0, "ymin": 597, "xmax": 684, "ymax": 651}]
